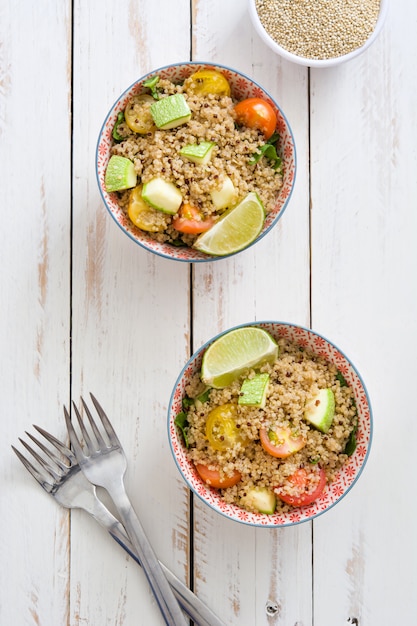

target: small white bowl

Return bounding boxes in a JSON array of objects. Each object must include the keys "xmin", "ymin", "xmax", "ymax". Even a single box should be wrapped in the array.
[{"xmin": 248, "ymin": 0, "xmax": 388, "ymax": 68}]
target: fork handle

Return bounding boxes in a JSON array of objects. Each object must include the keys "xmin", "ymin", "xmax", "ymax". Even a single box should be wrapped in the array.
[
  {"xmin": 109, "ymin": 530, "xmax": 225, "ymax": 626},
  {"xmin": 107, "ymin": 479, "xmax": 188, "ymax": 626},
  {"xmin": 82, "ymin": 494, "xmax": 224, "ymax": 626}
]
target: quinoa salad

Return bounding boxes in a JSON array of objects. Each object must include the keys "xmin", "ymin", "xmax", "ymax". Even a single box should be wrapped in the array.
[
  {"xmin": 105, "ymin": 69, "xmax": 284, "ymax": 249},
  {"xmin": 176, "ymin": 338, "xmax": 358, "ymax": 515}
]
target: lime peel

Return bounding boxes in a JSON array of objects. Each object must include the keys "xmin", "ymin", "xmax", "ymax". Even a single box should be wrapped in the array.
[
  {"xmin": 201, "ymin": 327, "xmax": 278, "ymax": 389},
  {"xmin": 194, "ymin": 191, "xmax": 265, "ymax": 256}
]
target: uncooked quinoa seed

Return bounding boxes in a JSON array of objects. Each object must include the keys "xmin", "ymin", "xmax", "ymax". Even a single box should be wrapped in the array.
[{"xmin": 255, "ymin": 0, "xmax": 381, "ymax": 60}]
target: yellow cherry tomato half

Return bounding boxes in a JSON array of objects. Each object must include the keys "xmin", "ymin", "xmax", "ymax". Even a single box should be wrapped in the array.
[
  {"xmin": 124, "ymin": 94, "xmax": 156, "ymax": 134},
  {"xmin": 184, "ymin": 70, "xmax": 231, "ymax": 96},
  {"xmin": 260, "ymin": 426, "xmax": 306, "ymax": 459},
  {"xmin": 128, "ymin": 186, "xmax": 169, "ymax": 232},
  {"xmin": 205, "ymin": 403, "xmax": 248, "ymax": 451}
]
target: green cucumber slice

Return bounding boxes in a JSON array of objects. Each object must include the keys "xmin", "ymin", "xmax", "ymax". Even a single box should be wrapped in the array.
[
  {"xmin": 105, "ymin": 155, "xmax": 137, "ymax": 192},
  {"xmin": 238, "ymin": 373, "xmax": 270, "ymax": 408},
  {"xmin": 142, "ymin": 177, "xmax": 183, "ymax": 214},
  {"xmin": 210, "ymin": 176, "xmax": 236, "ymax": 210},
  {"xmin": 241, "ymin": 487, "xmax": 276, "ymax": 514},
  {"xmin": 304, "ymin": 388, "xmax": 335, "ymax": 433},
  {"xmin": 150, "ymin": 94, "xmax": 191, "ymax": 130},
  {"xmin": 179, "ymin": 141, "xmax": 215, "ymax": 165}
]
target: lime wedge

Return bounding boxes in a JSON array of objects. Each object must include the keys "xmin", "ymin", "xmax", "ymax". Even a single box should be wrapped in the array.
[
  {"xmin": 201, "ymin": 327, "xmax": 278, "ymax": 389},
  {"xmin": 194, "ymin": 191, "xmax": 265, "ymax": 256},
  {"xmin": 105, "ymin": 155, "xmax": 137, "ymax": 192},
  {"xmin": 150, "ymin": 94, "xmax": 191, "ymax": 130}
]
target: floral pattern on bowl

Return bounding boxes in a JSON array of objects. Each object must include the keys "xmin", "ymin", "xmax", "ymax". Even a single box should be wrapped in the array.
[{"xmin": 168, "ymin": 321, "xmax": 372, "ymax": 527}]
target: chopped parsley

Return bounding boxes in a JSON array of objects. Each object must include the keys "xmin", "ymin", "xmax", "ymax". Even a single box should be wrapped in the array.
[
  {"xmin": 112, "ymin": 111, "xmax": 125, "ymax": 142},
  {"xmin": 336, "ymin": 370, "xmax": 348, "ymax": 387},
  {"xmin": 249, "ymin": 132, "xmax": 282, "ymax": 171},
  {"xmin": 174, "ymin": 411, "xmax": 189, "ymax": 448},
  {"xmin": 196, "ymin": 388, "xmax": 211, "ymax": 403},
  {"xmin": 143, "ymin": 75, "xmax": 161, "ymax": 100}
]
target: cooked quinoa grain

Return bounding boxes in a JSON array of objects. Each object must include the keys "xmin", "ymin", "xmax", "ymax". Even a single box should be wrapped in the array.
[
  {"xmin": 110, "ymin": 77, "xmax": 283, "ymax": 246},
  {"xmin": 181, "ymin": 338, "xmax": 357, "ymax": 514},
  {"xmin": 255, "ymin": 0, "xmax": 381, "ymax": 60}
]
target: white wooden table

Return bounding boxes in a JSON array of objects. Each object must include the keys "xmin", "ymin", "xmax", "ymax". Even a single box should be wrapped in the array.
[{"xmin": 1, "ymin": 1, "xmax": 416, "ymax": 624}]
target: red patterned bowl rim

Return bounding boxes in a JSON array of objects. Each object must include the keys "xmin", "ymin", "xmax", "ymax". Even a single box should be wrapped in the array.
[
  {"xmin": 168, "ymin": 321, "xmax": 372, "ymax": 527},
  {"xmin": 96, "ymin": 62, "xmax": 296, "ymax": 263}
]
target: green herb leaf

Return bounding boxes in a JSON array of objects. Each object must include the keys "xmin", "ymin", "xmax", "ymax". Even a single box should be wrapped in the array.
[
  {"xmin": 249, "ymin": 132, "xmax": 282, "ymax": 170},
  {"xmin": 344, "ymin": 417, "xmax": 358, "ymax": 456},
  {"xmin": 112, "ymin": 111, "xmax": 125, "ymax": 142},
  {"xmin": 336, "ymin": 370, "xmax": 348, "ymax": 387},
  {"xmin": 143, "ymin": 75, "xmax": 161, "ymax": 100},
  {"xmin": 175, "ymin": 411, "xmax": 189, "ymax": 448},
  {"xmin": 182, "ymin": 396, "xmax": 194, "ymax": 409},
  {"xmin": 268, "ymin": 132, "xmax": 280, "ymax": 143},
  {"xmin": 196, "ymin": 388, "xmax": 211, "ymax": 404}
]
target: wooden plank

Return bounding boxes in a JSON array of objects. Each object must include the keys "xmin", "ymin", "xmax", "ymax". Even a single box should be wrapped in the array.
[
  {"xmin": 70, "ymin": 0, "xmax": 192, "ymax": 623},
  {"xmin": 0, "ymin": 1, "xmax": 72, "ymax": 625},
  {"xmin": 191, "ymin": 1, "xmax": 313, "ymax": 624},
  {"xmin": 1, "ymin": 0, "xmax": 415, "ymax": 624},
  {"xmin": 310, "ymin": 5, "xmax": 417, "ymax": 625}
]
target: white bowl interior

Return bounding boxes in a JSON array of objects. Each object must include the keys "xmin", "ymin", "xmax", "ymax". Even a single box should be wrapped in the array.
[
  {"xmin": 168, "ymin": 322, "xmax": 372, "ymax": 527},
  {"xmin": 248, "ymin": 0, "xmax": 388, "ymax": 68},
  {"xmin": 96, "ymin": 62, "xmax": 296, "ymax": 262}
]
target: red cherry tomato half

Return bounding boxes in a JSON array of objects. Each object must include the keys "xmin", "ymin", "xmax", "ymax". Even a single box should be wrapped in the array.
[
  {"xmin": 276, "ymin": 467, "xmax": 327, "ymax": 507},
  {"xmin": 260, "ymin": 427, "xmax": 306, "ymax": 459},
  {"xmin": 234, "ymin": 98, "xmax": 277, "ymax": 139},
  {"xmin": 195, "ymin": 463, "xmax": 242, "ymax": 489},
  {"xmin": 172, "ymin": 204, "xmax": 215, "ymax": 234}
]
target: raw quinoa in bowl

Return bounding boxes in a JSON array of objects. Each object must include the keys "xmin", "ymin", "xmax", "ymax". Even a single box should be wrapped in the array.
[
  {"xmin": 168, "ymin": 322, "xmax": 372, "ymax": 527},
  {"xmin": 248, "ymin": 0, "xmax": 387, "ymax": 68},
  {"xmin": 96, "ymin": 62, "xmax": 296, "ymax": 262}
]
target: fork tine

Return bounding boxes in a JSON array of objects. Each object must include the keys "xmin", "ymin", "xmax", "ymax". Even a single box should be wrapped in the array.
[
  {"xmin": 25, "ymin": 430, "xmax": 69, "ymax": 473},
  {"xmin": 19, "ymin": 437, "xmax": 63, "ymax": 482},
  {"xmin": 80, "ymin": 397, "xmax": 107, "ymax": 448},
  {"xmin": 33, "ymin": 425, "xmax": 76, "ymax": 463},
  {"xmin": 71, "ymin": 402, "xmax": 96, "ymax": 454},
  {"xmin": 13, "ymin": 437, "xmax": 61, "ymax": 489},
  {"xmin": 12, "ymin": 443, "xmax": 55, "ymax": 492},
  {"xmin": 89, "ymin": 393, "xmax": 121, "ymax": 447},
  {"xmin": 64, "ymin": 405, "xmax": 87, "ymax": 459}
]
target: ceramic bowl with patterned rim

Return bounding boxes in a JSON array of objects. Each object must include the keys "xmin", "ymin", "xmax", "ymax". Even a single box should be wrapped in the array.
[
  {"xmin": 168, "ymin": 322, "xmax": 372, "ymax": 527},
  {"xmin": 96, "ymin": 62, "xmax": 296, "ymax": 262}
]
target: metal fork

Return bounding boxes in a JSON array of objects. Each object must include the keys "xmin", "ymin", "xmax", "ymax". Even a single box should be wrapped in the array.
[
  {"xmin": 12, "ymin": 426, "xmax": 224, "ymax": 626},
  {"xmin": 64, "ymin": 394, "xmax": 188, "ymax": 626}
]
